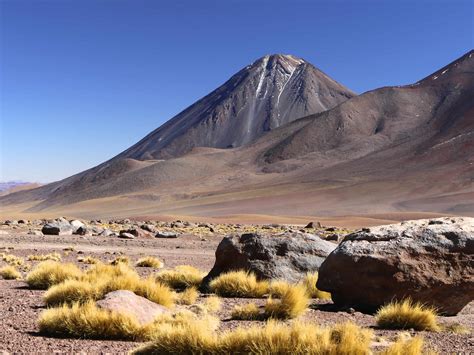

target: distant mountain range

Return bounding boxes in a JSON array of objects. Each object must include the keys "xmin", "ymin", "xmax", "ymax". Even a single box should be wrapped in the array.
[
  {"xmin": 0, "ymin": 181, "xmax": 32, "ymax": 192},
  {"xmin": 1, "ymin": 50, "xmax": 473, "ymax": 220}
]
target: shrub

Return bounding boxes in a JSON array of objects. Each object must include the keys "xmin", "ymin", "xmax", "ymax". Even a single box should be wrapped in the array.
[
  {"xmin": 26, "ymin": 261, "xmax": 82, "ymax": 289},
  {"xmin": 27, "ymin": 252, "xmax": 62, "ymax": 262},
  {"xmin": 136, "ymin": 256, "xmax": 163, "ymax": 269},
  {"xmin": 380, "ymin": 336, "xmax": 424, "ymax": 355},
  {"xmin": 264, "ymin": 284, "xmax": 309, "ymax": 319},
  {"xmin": 0, "ymin": 265, "xmax": 22, "ymax": 280},
  {"xmin": 38, "ymin": 301, "xmax": 141, "ymax": 340},
  {"xmin": 300, "ymin": 272, "xmax": 332, "ymax": 299},
  {"xmin": 231, "ymin": 303, "xmax": 262, "ymax": 320},
  {"xmin": 177, "ymin": 287, "xmax": 199, "ymax": 305},
  {"xmin": 209, "ymin": 270, "xmax": 269, "ymax": 298},
  {"xmin": 376, "ymin": 299, "xmax": 440, "ymax": 331},
  {"xmin": 155, "ymin": 265, "xmax": 204, "ymax": 290}
]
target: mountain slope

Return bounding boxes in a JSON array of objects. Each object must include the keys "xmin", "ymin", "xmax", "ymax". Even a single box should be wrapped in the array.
[
  {"xmin": 1, "ymin": 51, "xmax": 473, "ymax": 219},
  {"xmin": 117, "ymin": 54, "xmax": 355, "ymax": 160}
]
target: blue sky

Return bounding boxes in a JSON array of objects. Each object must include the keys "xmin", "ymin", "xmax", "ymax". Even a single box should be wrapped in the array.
[{"xmin": 1, "ymin": 0, "xmax": 472, "ymax": 182}]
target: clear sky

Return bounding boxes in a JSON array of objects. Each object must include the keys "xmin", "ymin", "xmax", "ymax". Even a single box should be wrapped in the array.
[{"xmin": 1, "ymin": 0, "xmax": 472, "ymax": 183}]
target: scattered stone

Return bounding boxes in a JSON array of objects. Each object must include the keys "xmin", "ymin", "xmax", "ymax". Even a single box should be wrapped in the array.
[
  {"xmin": 171, "ymin": 221, "xmax": 185, "ymax": 228},
  {"xmin": 119, "ymin": 228, "xmax": 153, "ymax": 238},
  {"xmin": 118, "ymin": 232, "xmax": 135, "ymax": 239},
  {"xmin": 141, "ymin": 224, "xmax": 156, "ymax": 233},
  {"xmin": 99, "ymin": 229, "xmax": 115, "ymax": 237},
  {"xmin": 305, "ymin": 221, "xmax": 322, "ymax": 228},
  {"xmin": 317, "ymin": 217, "xmax": 474, "ymax": 315},
  {"xmin": 202, "ymin": 231, "xmax": 336, "ymax": 287},
  {"xmin": 326, "ymin": 234, "xmax": 340, "ymax": 242},
  {"xmin": 70, "ymin": 220, "xmax": 85, "ymax": 231},
  {"xmin": 74, "ymin": 226, "xmax": 88, "ymax": 236},
  {"xmin": 96, "ymin": 290, "xmax": 170, "ymax": 326},
  {"xmin": 155, "ymin": 231, "xmax": 178, "ymax": 238}
]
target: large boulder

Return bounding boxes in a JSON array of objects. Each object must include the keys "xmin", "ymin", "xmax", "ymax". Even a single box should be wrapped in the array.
[
  {"xmin": 96, "ymin": 290, "xmax": 170, "ymax": 325},
  {"xmin": 202, "ymin": 232, "xmax": 336, "ymax": 287},
  {"xmin": 317, "ymin": 217, "xmax": 474, "ymax": 315},
  {"xmin": 41, "ymin": 218, "xmax": 74, "ymax": 235}
]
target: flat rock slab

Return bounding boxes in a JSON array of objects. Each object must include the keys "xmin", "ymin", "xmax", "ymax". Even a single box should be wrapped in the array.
[
  {"xmin": 96, "ymin": 290, "xmax": 170, "ymax": 325},
  {"xmin": 317, "ymin": 217, "xmax": 474, "ymax": 315}
]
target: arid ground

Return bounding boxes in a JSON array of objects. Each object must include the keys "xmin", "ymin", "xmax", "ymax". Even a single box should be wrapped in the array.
[{"xmin": 0, "ymin": 221, "xmax": 472, "ymax": 354}]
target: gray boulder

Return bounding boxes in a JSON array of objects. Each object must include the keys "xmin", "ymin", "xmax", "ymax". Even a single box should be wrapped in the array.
[
  {"xmin": 96, "ymin": 290, "xmax": 170, "ymax": 325},
  {"xmin": 41, "ymin": 218, "xmax": 74, "ymax": 235},
  {"xmin": 317, "ymin": 217, "xmax": 474, "ymax": 315},
  {"xmin": 202, "ymin": 232, "xmax": 336, "ymax": 287}
]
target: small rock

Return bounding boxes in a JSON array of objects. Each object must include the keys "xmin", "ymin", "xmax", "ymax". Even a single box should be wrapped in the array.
[
  {"xmin": 141, "ymin": 224, "xmax": 156, "ymax": 233},
  {"xmin": 326, "ymin": 234, "xmax": 340, "ymax": 242},
  {"xmin": 155, "ymin": 231, "xmax": 178, "ymax": 238},
  {"xmin": 96, "ymin": 290, "xmax": 170, "ymax": 326},
  {"xmin": 118, "ymin": 232, "xmax": 135, "ymax": 239}
]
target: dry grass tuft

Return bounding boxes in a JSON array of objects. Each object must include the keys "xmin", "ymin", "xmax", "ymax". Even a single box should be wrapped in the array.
[
  {"xmin": 177, "ymin": 287, "xmax": 199, "ymax": 305},
  {"xmin": 39, "ymin": 300, "xmax": 220, "ymax": 342},
  {"xmin": 201, "ymin": 295, "xmax": 221, "ymax": 313},
  {"xmin": 26, "ymin": 261, "xmax": 83, "ymax": 289},
  {"xmin": 27, "ymin": 252, "xmax": 62, "ymax": 262},
  {"xmin": 136, "ymin": 323, "xmax": 218, "ymax": 354},
  {"xmin": 109, "ymin": 255, "xmax": 130, "ymax": 265},
  {"xmin": 0, "ymin": 265, "xmax": 22, "ymax": 280},
  {"xmin": 300, "ymin": 272, "xmax": 332, "ymax": 299},
  {"xmin": 77, "ymin": 256, "xmax": 100, "ymax": 264},
  {"xmin": 134, "ymin": 320, "xmax": 373, "ymax": 354},
  {"xmin": 209, "ymin": 270, "xmax": 269, "ymax": 298},
  {"xmin": 268, "ymin": 280, "xmax": 292, "ymax": 298},
  {"xmin": 376, "ymin": 299, "xmax": 440, "ymax": 331},
  {"xmin": 44, "ymin": 279, "xmax": 99, "ymax": 306},
  {"xmin": 380, "ymin": 336, "xmax": 424, "ymax": 355},
  {"xmin": 264, "ymin": 284, "xmax": 309, "ymax": 319},
  {"xmin": 136, "ymin": 256, "xmax": 163, "ymax": 269},
  {"xmin": 231, "ymin": 303, "xmax": 262, "ymax": 320},
  {"xmin": 132, "ymin": 277, "xmax": 175, "ymax": 308},
  {"xmin": 443, "ymin": 322, "xmax": 470, "ymax": 335},
  {"xmin": 43, "ymin": 263, "xmax": 174, "ymax": 308},
  {"xmin": 38, "ymin": 301, "xmax": 141, "ymax": 340},
  {"xmin": 1, "ymin": 253, "xmax": 24, "ymax": 266},
  {"xmin": 155, "ymin": 265, "xmax": 204, "ymax": 290}
]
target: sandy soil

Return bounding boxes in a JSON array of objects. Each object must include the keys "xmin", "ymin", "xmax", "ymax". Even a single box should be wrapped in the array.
[{"xmin": 0, "ymin": 225, "xmax": 472, "ymax": 354}]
